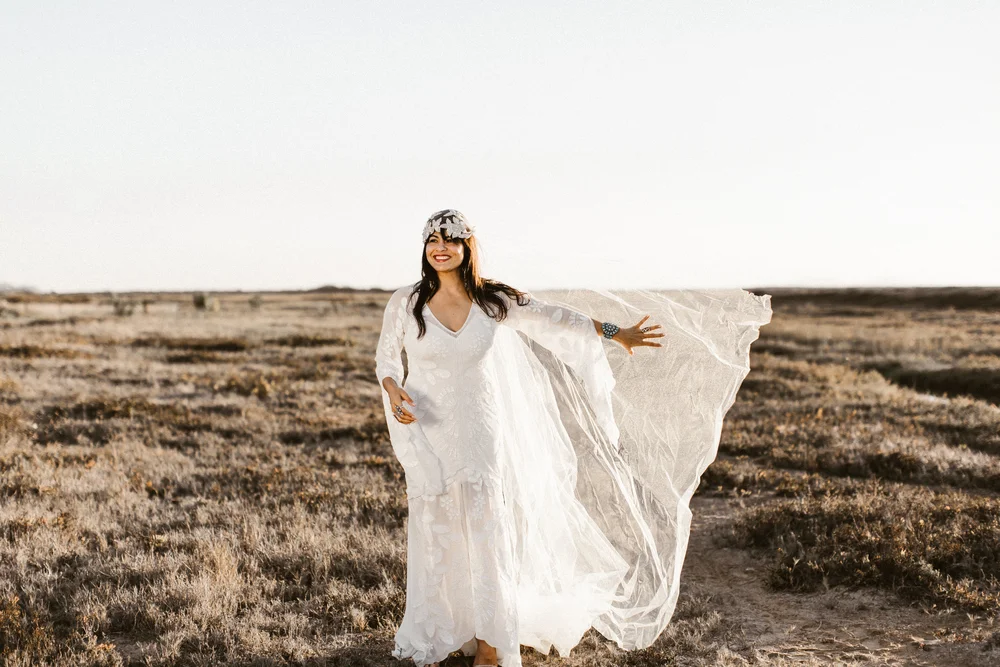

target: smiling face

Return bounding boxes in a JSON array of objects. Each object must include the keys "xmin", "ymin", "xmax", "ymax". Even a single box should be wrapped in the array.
[{"xmin": 424, "ymin": 228, "xmax": 466, "ymax": 273}]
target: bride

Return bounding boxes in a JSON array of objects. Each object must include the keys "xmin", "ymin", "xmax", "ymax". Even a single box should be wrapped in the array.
[{"xmin": 375, "ymin": 210, "xmax": 772, "ymax": 666}]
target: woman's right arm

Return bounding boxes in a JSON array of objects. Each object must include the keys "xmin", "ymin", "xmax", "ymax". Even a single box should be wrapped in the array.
[{"xmin": 374, "ymin": 287, "xmax": 407, "ymax": 392}]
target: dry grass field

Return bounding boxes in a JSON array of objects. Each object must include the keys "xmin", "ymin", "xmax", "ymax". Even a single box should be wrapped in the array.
[{"xmin": 1, "ymin": 287, "xmax": 999, "ymax": 666}]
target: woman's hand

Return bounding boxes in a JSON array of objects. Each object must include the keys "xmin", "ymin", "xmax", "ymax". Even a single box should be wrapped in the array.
[
  {"xmin": 387, "ymin": 385, "xmax": 418, "ymax": 423},
  {"xmin": 615, "ymin": 316, "xmax": 664, "ymax": 356}
]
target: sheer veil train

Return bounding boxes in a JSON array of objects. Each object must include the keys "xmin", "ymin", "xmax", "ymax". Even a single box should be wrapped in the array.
[
  {"xmin": 490, "ymin": 285, "xmax": 772, "ymax": 652},
  {"xmin": 386, "ymin": 233, "xmax": 772, "ymax": 656}
]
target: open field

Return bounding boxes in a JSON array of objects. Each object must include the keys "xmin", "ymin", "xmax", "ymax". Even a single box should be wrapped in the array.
[{"xmin": 1, "ymin": 288, "xmax": 999, "ymax": 666}]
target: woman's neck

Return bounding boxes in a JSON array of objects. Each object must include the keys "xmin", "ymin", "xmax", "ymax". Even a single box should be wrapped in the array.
[{"xmin": 435, "ymin": 271, "xmax": 466, "ymax": 296}]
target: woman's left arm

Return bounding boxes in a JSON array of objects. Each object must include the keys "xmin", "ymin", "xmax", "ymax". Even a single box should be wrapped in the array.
[{"xmin": 503, "ymin": 291, "xmax": 662, "ymax": 356}]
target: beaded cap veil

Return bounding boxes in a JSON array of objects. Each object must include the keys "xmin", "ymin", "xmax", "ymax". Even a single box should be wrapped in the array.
[{"xmin": 422, "ymin": 209, "xmax": 476, "ymax": 242}]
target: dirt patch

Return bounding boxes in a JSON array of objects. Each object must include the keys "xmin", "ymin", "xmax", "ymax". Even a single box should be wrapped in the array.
[{"xmin": 686, "ymin": 496, "xmax": 999, "ymax": 666}]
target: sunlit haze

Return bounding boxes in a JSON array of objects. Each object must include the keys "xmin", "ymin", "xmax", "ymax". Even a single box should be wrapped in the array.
[{"xmin": 2, "ymin": 1, "xmax": 997, "ymax": 292}]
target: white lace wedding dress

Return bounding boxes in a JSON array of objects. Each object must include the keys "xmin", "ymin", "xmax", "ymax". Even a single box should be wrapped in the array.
[{"xmin": 374, "ymin": 282, "xmax": 772, "ymax": 666}]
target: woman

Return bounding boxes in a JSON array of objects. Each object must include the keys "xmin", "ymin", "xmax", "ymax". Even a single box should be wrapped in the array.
[{"xmin": 376, "ymin": 210, "xmax": 772, "ymax": 666}]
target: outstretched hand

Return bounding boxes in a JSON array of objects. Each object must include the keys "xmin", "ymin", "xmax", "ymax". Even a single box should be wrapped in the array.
[{"xmin": 616, "ymin": 315, "xmax": 664, "ymax": 356}]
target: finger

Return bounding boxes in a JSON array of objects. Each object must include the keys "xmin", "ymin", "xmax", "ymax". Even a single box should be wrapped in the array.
[
  {"xmin": 635, "ymin": 315, "xmax": 650, "ymax": 326},
  {"xmin": 400, "ymin": 390, "xmax": 416, "ymax": 406},
  {"xmin": 644, "ymin": 332, "xmax": 665, "ymax": 338},
  {"xmin": 392, "ymin": 405, "xmax": 416, "ymax": 422}
]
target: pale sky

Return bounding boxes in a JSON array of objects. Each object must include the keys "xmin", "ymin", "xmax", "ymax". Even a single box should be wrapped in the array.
[{"xmin": 2, "ymin": 1, "xmax": 998, "ymax": 293}]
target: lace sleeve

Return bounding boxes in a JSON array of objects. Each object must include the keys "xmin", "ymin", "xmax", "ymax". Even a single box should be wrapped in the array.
[
  {"xmin": 500, "ymin": 291, "xmax": 599, "ymax": 343},
  {"xmin": 499, "ymin": 290, "xmax": 619, "ymax": 446},
  {"xmin": 374, "ymin": 286, "xmax": 408, "ymax": 388}
]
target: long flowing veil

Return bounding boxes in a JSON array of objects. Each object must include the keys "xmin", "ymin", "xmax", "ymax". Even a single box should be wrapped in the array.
[{"xmin": 485, "ymin": 287, "xmax": 772, "ymax": 654}]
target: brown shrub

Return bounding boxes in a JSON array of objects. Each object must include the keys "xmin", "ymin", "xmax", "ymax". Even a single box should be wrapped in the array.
[
  {"xmin": 0, "ymin": 344, "xmax": 91, "ymax": 360},
  {"xmin": 164, "ymin": 351, "xmax": 232, "ymax": 364},
  {"xmin": 32, "ymin": 396, "xmax": 218, "ymax": 445},
  {"xmin": 871, "ymin": 362, "xmax": 1000, "ymax": 406},
  {"xmin": 130, "ymin": 335, "xmax": 253, "ymax": 352},
  {"xmin": 698, "ymin": 456, "xmax": 860, "ymax": 499},
  {"xmin": 266, "ymin": 334, "xmax": 354, "ymax": 348},
  {"xmin": 0, "ymin": 594, "xmax": 57, "ymax": 665},
  {"xmin": 0, "ymin": 405, "xmax": 27, "ymax": 443},
  {"xmin": 212, "ymin": 371, "xmax": 281, "ymax": 398},
  {"xmin": 729, "ymin": 482, "xmax": 1000, "ymax": 613}
]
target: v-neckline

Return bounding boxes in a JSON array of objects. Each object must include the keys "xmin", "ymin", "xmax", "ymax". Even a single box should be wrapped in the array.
[{"xmin": 424, "ymin": 301, "xmax": 476, "ymax": 337}]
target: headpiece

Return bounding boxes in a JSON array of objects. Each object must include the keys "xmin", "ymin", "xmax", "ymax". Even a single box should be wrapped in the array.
[{"xmin": 422, "ymin": 209, "xmax": 476, "ymax": 243}]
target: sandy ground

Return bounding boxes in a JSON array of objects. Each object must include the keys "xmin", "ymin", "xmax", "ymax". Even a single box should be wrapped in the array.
[
  {"xmin": 3, "ymin": 291, "xmax": 999, "ymax": 666},
  {"xmin": 680, "ymin": 496, "xmax": 997, "ymax": 666}
]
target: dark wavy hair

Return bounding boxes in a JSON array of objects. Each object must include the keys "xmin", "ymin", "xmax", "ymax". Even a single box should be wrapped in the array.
[{"xmin": 406, "ymin": 218, "xmax": 529, "ymax": 339}]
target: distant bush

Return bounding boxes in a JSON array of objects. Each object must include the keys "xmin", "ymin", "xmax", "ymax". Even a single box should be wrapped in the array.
[
  {"xmin": 1, "ymin": 292, "xmax": 90, "ymax": 304},
  {"xmin": 0, "ymin": 299, "xmax": 19, "ymax": 319},
  {"xmin": 193, "ymin": 292, "xmax": 220, "ymax": 311},
  {"xmin": 764, "ymin": 287, "xmax": 1000, "ymax": 311},
  {"xmin": 109, "ymin": 292, "xmax": 137, "ymax": 316}
]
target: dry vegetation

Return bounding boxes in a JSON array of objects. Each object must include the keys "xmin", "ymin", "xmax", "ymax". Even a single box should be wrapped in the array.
[{"xmin": 1, "ymin": 288, "xmax": 999, "ymax": 666}]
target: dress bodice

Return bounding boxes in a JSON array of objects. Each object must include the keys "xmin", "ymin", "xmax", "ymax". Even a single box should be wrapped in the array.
[
  {"xmin": 374, "ymin": 283, "xmax": 614, "ymax": 499},
  {"xmin": 393, "ymin": 300, "xmax": 507, "ymax": 486},
  {"xmin": 404, "ymin": 303, "xmax": 498, "ymax": 389}
]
